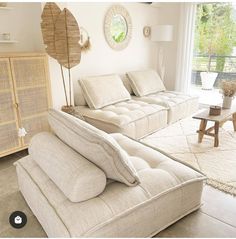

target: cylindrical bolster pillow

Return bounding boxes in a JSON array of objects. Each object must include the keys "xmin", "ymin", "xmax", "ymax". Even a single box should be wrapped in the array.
[{"xmin": 29, "ymin": 132, "xmax": 106, "ymax": 202}]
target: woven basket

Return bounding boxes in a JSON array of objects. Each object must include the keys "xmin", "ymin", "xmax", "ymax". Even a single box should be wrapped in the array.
[{"xmin": 209, "ymin": 105, "xmax": 221, "ymax": 116}]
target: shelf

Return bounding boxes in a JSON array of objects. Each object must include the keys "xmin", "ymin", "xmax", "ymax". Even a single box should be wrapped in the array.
[
  {"xmin": 0, "ymin": 7, "xmax": 13, "ymax": 10},
  {"xmin": 0, "ymin": 40, "xmax": 18, "ymax": 44}
]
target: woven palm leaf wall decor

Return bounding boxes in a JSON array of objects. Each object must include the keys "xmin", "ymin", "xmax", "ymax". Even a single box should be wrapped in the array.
[
  {"xmin": 41, "ymin": 3, "xmax": 89, "ymax": 112},
  {"xmin": 55, "ymin": 8, "xmax": 81, "ymax": 69},
  {"xmin": 41, "ymin": 3, "xmax": 69, "ymax": 107},
  {"xmin": 41, "ymin": 3, "xmax": 61, "ymax": 59}
]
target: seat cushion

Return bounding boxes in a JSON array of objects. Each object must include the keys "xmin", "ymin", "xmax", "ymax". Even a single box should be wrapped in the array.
[
  {"xmin": 79, "ymin": 74, "xmax": 131, "ymax": 109},
  {"xmin": 74, "ymin": 100, "xmax": 168, "ymax": 139},
  {"xmin": 16, "ymin": 136, "xmax": 205, "ymax": 237},
  {"xmin": 127, "ymin": 70, "xmax": 166, "ymax": 96},
  {"xmin": 29, "ymin": 132, "xmax": 106, "ymax": 202},
  {"xmin": 133, "ymin": 91, "xmax": 199, "ymax": 123},
  {"xmin": 48, "ymin": 109, "xmax": 139, "ymax": 186}
]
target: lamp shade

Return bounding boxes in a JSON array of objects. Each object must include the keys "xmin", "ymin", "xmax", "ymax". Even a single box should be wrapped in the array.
[{"xmin": 151, "ymin": 25, "xmax": 173, "ymax": 42}]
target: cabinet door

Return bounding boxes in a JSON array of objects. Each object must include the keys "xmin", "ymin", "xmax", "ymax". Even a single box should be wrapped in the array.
[
  {"xmin": 0, "ymin": 58, "xmax": 21, "ymax": 156},
  {"xmin": 10, "ymin": 56, "xmax": 51, "ymax": 146}
]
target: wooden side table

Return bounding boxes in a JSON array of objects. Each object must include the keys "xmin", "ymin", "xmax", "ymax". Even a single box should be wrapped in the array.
[{"xmin": 193, "ymin": 105, "xmax": 236, "ymax": 147}]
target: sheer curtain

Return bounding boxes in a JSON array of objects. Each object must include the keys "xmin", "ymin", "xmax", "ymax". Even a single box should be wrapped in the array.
[{"xmin": 175, "ymin": 3, "xmax": 197, "ymax": 93}]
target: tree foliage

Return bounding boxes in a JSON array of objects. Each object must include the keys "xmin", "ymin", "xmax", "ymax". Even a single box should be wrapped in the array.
[{"xmin": 194, "ymin": 3, "xmax": 236, "ymax": 72}]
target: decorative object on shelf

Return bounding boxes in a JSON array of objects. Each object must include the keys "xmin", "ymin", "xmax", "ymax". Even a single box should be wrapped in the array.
[
  {"xmin": 150, "ymin": 25, "xmax": 173, "ymax": 80},
  {"xmin": 209, "ymin": 105, "xmax": 221, "ymax": 116},
  {"xmin": 80, "ymin": 27, "xmax": 91, "ymax": 52},
  {"xmin": 143, "ymin": 26, "xmax": 151, "ymax": 37},
  {"xmin": 2, "ymin": 33, "xmax": 10, "ymax": 40},
  {"xmin": 0, "ymin": 33, "xmax": 17, "ymax": 43},
  {"xmin": 104, "ymin": 5, "xmax": 132, "ymax": 50},
  {"xmin": 0, "ymin": 2, "xmax": 7, "ymax": 7},
  {"xmin": 220, "ymin": 80, "xmax": 236, "ymax": 109},
  {"xmin": 41, "ymin": 3, "xmax": 82, "ymax": 113}
]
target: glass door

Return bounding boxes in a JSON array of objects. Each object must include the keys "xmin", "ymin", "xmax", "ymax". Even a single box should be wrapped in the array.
[{"xmin": 190, "ymin": 3, "xmax": 236, "ymax": 105}]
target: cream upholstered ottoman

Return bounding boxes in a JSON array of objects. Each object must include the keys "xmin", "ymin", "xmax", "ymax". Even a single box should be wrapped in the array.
[
  {"xmin": 15, "ymin": 109, "xmax": 205, "ymax": 237},
  {"xmin": 127, "ymin": 70, "xmax": 199, "ymax": 123}
]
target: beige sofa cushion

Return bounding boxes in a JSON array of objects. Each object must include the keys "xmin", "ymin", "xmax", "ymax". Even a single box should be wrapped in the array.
[
  {"xmin": 127, "ymin": 70, "xmax": 166, "ymax": 96},
  {"xmin": 121, "ymin": 74, "xmax": 133, "ymax": 95},
  {"xmin": 29, "ymin": 132, "xmax": 106, "ymax": 202},
  {"xmin": 48, "ymin": 109, "xmax": 139, "ymax": 186},
  {"xmin": 132, "ymin": 91, "xmax": 199, "ymax": 123},
  {"xmin": 16, "ymin": 134, "xmax": 205, "ymax": 237},
  {"xmin": 79, "ymin": 74, "xmax": 131, "ymax": 109},
  {"xmin": 74, "ymin": 100, "xmax": 168, "ymax": 139},
  {"xmin": 74, "ymin": 75, "xmax": 133, "ymax": 106}
]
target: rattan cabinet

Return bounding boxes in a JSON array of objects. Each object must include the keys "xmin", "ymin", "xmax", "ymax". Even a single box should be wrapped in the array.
[{"xmin": 0, "ymin": 53, "xmax": 51, "ymax": 157}]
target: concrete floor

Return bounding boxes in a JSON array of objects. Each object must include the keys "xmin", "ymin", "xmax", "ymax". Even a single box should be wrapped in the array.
[{"xmin": 0, "ymin": 150, "xmax": 236, "ymax": 237}]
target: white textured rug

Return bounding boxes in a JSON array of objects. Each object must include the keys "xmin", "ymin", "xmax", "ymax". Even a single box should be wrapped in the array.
[{"xmin": 141, "ymin": 116, "xmax": 236, "ymax": 196}]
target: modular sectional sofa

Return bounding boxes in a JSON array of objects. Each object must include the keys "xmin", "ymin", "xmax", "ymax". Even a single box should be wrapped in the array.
[
  {"xmin": 15, "ymin": 109, "xmax": 205, "ymax": 237},
  {"xmin": 73, "ymin": 70, "xmax": 198, "ymax": 139},
  {"xmin": 127, "ymin": 70, "xmax": 199, "ymax": 124}
]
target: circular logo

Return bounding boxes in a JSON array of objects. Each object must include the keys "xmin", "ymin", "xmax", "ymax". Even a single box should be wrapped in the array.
[{"xmin": 9, "ymin": 211, "xmax": 27, "ymax": 229}]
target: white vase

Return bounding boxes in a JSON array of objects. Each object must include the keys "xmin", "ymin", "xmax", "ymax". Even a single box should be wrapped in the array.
[
  {"xmin": 200, "ymin": 72, "xmax": 218, "ymax": 90},
  {"xmin": 222, "ymin": 96, "xmax": 233, "ymax": 109}
]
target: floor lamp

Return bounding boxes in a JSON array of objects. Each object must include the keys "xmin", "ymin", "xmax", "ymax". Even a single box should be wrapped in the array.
[{"xmin": 151, "ymin": 25, "xmax": 173, "ymax": 81}]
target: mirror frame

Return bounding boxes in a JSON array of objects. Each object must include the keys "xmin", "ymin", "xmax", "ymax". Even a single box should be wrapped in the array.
[{"xmin": 104, "ymin": 5, "xmax": 132, "ymax": 51}]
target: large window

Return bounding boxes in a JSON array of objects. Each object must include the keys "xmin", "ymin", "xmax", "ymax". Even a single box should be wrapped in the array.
[{"xmin": 190, "ymin": 3, "xmax": 236, "ymax": 104}]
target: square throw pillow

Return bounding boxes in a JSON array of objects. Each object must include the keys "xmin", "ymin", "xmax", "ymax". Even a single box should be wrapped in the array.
[
  {"xmin": 79, "ymin": 74, "xmax": 131, "ymax": 109},
  {"xmin": 48, "ymin": 109, "xmax": 140, "ymax": 186},
  {"xmin": 127, "ymin": 70, "xmax": 166, "ymax": 96}
]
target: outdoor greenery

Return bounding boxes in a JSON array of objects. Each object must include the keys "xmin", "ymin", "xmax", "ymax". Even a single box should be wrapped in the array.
[
  {"xmin": 111, "ymin": 15, "xmax": 127, "ymax": 43},
  {"xmin": 112, "ymin": 32, "xmax": 125, "ymax": 43},
  {"xmin": 194, "ymin": 3, "xmax": 236, "ymax": 72}
]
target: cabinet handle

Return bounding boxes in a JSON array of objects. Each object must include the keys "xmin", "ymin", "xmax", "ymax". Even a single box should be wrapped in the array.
[
  {"xmin": 13, "ymin": 103, "xmax": 19, "ymax": 108},
  {"xmin": 18, "ymin": 127, "xmax": 27, "ymax": 137}
]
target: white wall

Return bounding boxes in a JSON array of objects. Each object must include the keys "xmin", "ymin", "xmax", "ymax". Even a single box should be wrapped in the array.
[
  {"xmin": 156, "ymin": 3, "xmax": 181, "ymax": 90},
  {"xmin": 48, "ymin": 3, "xmax": 160, "ymax": 109},
  {"xmin": 0, "ymin": 2, "xmax": 181, "ymax": 109},
  {"xmin": 0, "ymin": 2, "xmax": 44, "ymax": 52}
]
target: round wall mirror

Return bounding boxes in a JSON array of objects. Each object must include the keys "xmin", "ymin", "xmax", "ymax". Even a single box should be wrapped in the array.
[{"xmin": 104, "ymin": 5, "xmax": 132, "ymax": 50}]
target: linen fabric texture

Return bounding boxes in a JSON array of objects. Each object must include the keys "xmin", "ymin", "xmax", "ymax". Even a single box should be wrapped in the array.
[
  {"xmin": 79, "ymin": 74, "xmax": 131, "ymax": 109},
  {"xmin": 48, "ymin": 109, "xmax": 140, "ymax": 186},
  {"xmin": 132, "ymin": 91, "xmax": 199, "ymax": 123},
  {"xmin": 16, "ymin": 133, "xmax": 205, "ymax": 237},
  {"xmin": 127, "ymin": 70, "xmax": 166, "ymax": 96},
  {"xmin": 74, "ymin": 100, "xmax": 168, "ymax": 139},
  {"xmin": 29, "ymin": 132, "xmax": 107, "ymax": 202}
]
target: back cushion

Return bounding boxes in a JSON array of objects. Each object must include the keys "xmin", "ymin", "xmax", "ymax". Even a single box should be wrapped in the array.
[
  {"xmin": 79, "ymin": 74, "xmax": 131, "ymax": 109},
  {"xmin": 74, "ymin": 75, "xmax": 133, "ymax": 106},
  {"xmin": 74, "ymin": 78, "xmax": 87, "ymax": 106},
  {"xmin": 127, "ymin": 70, "xmax": 166, "ymax": 96},
  {"xmin": 29, "ymin": 132, "xmax": 106, "ymax": 202},
  {"xmin": 48, "ymin": 109, "xmax": 140, "ymax": 186},
  {"xmin": 120, "ymin": 74, "xmax": 134, "ymax": 95}
]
